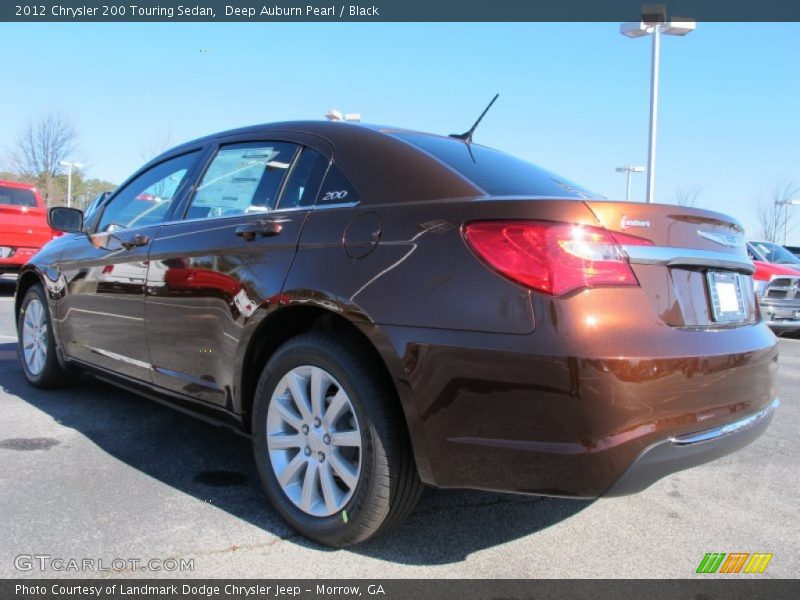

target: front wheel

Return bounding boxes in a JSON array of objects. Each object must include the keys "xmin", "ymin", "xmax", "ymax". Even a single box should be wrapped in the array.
[
  {"xmin": 17, "ymin": 284, "xmax": 79, "ymax": 388},
  {"xmin": 252, "ymin": 332, "xmax": 422, "ymax": 547}
]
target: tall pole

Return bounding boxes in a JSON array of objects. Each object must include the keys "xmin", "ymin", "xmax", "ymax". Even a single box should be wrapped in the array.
[
  {"xmin": 645, "ymin": 25, "xmax": 661, "ymax": 204},
  {"xmin": 785, "ymin": 204, "xmax": 789, "ymax": 245},
  {"xmin": 66, "ymin": 165, "xmax": 73, "ymax": 208},
  {"xmin": 625, "ymin": 170, "xmax": 632, "ymax": 201}
]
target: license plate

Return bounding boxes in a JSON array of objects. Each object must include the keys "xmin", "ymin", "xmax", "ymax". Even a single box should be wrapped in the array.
[
  {"xmin": 0, "ymin": 246, "xmax": 13, "ymax": 258},
  {"xmin": 707, "ymin": 271, "xmax": 747, "ymax": 323}
]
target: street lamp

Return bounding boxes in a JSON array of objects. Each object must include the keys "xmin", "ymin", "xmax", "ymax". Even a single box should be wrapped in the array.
[
  {"xmin": 775, "ymin": 198, "xmax": 800, "ymax": 245},
  {"xmin": 621, "ymin": 4, "xmax": 696, "ymax": 204},
  {"xmin": 615, "ymin": 165, "xmax": 646, "ymax": 201},
  {"xmin": 58, "ymin": 160, "xmax": 83, "ymax": 208}
]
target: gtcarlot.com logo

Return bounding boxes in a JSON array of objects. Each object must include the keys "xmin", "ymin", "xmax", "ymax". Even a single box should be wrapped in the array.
[
  {"xmin": 14, "ymin": 554, "xmax": 194, "ymax": 572},
  {"xmin": 696, "ymin": 552, "xmax": 773, "ymax": 574}
]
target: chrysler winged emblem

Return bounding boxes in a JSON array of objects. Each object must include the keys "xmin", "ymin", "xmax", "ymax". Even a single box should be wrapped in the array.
[{"xmin": 697, "ymin": 230, "xmax": 742, "ymax": 248}]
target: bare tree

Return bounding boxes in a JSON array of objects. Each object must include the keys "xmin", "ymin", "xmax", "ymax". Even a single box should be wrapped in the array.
[
  {"xmin": 674, "ymin": 183, "xmax": 702, "ymax": 207},
  {"xmin": 754, "ymin": 180, "xmax": 799, "ymax": 243},
  {"xmin": 8, "ymin": 112, "xmax": 79, "ymax": 177}
]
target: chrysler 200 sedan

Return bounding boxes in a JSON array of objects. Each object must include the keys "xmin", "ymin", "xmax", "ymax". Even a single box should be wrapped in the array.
[{"xmin": 16, "ymin": 121, "xmax": 778, "ymax": 546}]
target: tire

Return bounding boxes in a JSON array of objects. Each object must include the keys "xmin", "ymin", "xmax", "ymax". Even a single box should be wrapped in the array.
[
  {"xmin": 17, "ymin": 283, "xmax": 80, "ymax": 389},
  {"xmin": 252, "ymin": 331, "xmax": 422, "ymax": 547}
]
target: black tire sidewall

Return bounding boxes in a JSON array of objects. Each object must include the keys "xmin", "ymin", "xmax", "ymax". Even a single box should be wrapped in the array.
[
  {"xmin": 252, "ymin": 334, "xmax": 392, "ymax": 546},
  {"xmin": 17, "ymin": 284, "xmax": 60, "ymax": 387}
]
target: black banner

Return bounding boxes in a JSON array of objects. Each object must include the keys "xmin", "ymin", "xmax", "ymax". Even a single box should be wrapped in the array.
[
  {"xmin": 2, "ymin": 0, "xmax": 800, "ymax": 22},
  {"xmin": 4, "ymin": 579, "xmax": 800, "ymax": 600}
]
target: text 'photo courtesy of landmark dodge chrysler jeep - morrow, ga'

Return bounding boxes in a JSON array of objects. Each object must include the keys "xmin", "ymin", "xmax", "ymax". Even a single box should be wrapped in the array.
[{"xmin": 16, "ymin": 121, "xmax": 779, "ymax": 547}]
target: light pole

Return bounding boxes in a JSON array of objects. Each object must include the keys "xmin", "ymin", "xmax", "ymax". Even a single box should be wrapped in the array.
[
  {"xmin": 59, "ymin": 160, "xmax": 83, "ymax": 208},
  {"xmin": 775, "ymin": 198, "xmax": 800, "ymax": 245},
  {"xmin": 621, "ymin": 5, "xmax": 696, "ymax": 203},
  {"xmin": 616, "ymin": 165, "xmax": 645, "ymax": 201}
]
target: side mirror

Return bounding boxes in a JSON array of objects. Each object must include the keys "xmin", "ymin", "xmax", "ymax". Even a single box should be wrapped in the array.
[{"xmin": 48, "ymin": 207, "xmax": 84, "ymax": 233}]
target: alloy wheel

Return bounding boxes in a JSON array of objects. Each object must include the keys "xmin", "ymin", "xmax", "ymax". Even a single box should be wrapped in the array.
[
  {"xmin": 266, "ymin": 365, "xmax": 362, "ymax": 517},
  {"xmin": 22, "ymin": 298, "xmax": 48, "ymax": 376}
]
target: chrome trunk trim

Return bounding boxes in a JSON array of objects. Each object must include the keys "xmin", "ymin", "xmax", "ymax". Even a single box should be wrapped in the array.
[{"xmin": 623, "ymin": 245, "xmax": 755, "ymax": 274}]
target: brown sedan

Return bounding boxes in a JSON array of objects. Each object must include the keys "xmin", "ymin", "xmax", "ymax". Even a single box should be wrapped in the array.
[{"xmin": 16, "ymin": 121, "xmax": 779, "ymax": 546}]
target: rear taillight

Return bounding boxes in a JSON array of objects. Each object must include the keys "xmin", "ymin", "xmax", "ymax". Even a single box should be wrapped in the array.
[{"xmin": 463, "ymin": 220, "xmax": 651, "ymax": 296}]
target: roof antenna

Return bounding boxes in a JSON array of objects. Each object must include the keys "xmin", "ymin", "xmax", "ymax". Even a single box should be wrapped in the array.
[{"xmin": 450, "ymin": 93, "xmax": 499, "ymax": 144}]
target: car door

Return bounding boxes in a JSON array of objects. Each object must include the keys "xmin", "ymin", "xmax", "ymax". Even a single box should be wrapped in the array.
[
  {"xmin": 145, "ymin": 140, "xmax": 330, "ymax": 406},
  {"xmin": 56, "ymin": 150, "xmax": 202, "ymax": 381}
]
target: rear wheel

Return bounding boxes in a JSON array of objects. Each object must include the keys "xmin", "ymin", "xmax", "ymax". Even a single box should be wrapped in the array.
[
  {"xmin": 17, "ymin": 284, "xmax": 79, "ymax": 388},
  {"xmin": 252, "ymin": 332, "xmax": 422, "ymax": 547}
]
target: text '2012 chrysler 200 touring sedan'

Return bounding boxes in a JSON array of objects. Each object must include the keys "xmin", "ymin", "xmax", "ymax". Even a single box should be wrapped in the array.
[{"xmin": 16, "ymin": 121, "xmax": 779, "ymax": 546}]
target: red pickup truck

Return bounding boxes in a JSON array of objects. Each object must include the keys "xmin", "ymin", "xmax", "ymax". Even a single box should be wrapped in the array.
[{"xmin": 0, "ymin": 180, "xmax": 59, "ymax": 273}]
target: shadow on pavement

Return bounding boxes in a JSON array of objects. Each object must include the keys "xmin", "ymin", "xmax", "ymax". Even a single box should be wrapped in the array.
[
  {"xmin": 0, "ymin": 340, "xmax": 590, "ymax": 564},
  {"xmin": 0, "ymin": 275, "xmax": 16, "ymax": 297}
]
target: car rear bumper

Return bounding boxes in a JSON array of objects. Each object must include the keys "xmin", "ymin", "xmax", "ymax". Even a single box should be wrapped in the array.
[
  {"xmin": 382, "ymin": 321, "xmax": 780, "ymax": 497},
  {"xmin": 604, "ymin": 398, "xmax": 779, "ymax": 496}
]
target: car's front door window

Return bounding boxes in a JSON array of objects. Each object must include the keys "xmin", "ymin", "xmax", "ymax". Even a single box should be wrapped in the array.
[
  {"xmin": 96, "ymin": 151, "xmax": 199, "ymax": 233},
  {"xmin": 185, "ymin": 142, "xmax": 298, "ymax": 220}
]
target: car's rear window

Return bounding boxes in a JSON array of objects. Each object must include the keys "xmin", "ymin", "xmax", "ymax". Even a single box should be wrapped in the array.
[
  {"xmin": 391, "ymin": 132, "xmax": 597, "ymax": 198},
  {"xmin": 0, "ymin": 185, "xmax": 37, "ymax": 207}
]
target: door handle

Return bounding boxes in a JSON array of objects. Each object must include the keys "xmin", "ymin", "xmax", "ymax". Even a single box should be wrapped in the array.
[
  {"xmin": 235, "ymin": 220, "xmax": 284, "ymax": 241},
  {"xmin": 117, "ymin": 234, "xmax": 149, "ymax": 250}
]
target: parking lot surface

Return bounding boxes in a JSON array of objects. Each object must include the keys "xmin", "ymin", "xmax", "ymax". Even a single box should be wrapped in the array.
[{"xmin": 0, "ymin": 274, "xmax": 797, "ymax": 578}]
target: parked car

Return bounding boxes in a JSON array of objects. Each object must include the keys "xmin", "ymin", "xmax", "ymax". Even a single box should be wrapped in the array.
[
  {"xmin": 751, "ymin": 259, "xmax": 800, "ymax": 333},
  {"xmin": 0, "ymin": 180, "xmax": 58, "ymax": 274},
  {"xmin": 747, "ymin": 240, "xmax": 800, "ymax": 273},
  {"xmin": 15, "ymin": 121, "xmax": 779, "ymax": 546}
]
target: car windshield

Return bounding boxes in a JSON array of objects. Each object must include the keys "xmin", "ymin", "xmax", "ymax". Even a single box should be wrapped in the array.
[
  {"xmin": 751, "ymin": 241, "xmax": 800, "ymax": 264},
  {"xmin": 0, "ymin": 185, "xmax": 37, "ymax": 207},
  {"xmin": 391, "ymin": 132, "xmax": 599, "ymax": 198}
]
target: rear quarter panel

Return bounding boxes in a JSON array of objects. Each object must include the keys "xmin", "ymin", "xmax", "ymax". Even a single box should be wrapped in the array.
[{"xmin": 284, "ymin": 197, "xmax": 779, "ymax": 495}]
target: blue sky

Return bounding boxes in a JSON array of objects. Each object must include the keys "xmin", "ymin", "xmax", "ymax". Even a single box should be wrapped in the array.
[{"xmin": 1, "ymin": 22, "xmax": 798, "ymax": 242}]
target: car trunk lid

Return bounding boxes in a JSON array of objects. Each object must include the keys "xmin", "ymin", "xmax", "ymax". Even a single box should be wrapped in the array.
[{"xmin": 584, "ymin": 201, "xmax": 756, "ymax": 328}]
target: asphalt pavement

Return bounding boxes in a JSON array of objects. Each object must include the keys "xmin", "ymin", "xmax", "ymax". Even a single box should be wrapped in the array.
[{"xmin": 0, "ymin": 273, "xmax": 797, "ymax": 578}]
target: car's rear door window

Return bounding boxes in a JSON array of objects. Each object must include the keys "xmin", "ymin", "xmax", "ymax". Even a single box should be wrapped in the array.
[
  {"xmin": 96, "ymin": 151, "xmax": 200, "ymax": 233},
  {"xmin": 0, "ymin": 185, "xmax": 37, "ymax": 207},
  {"xmin": 185, "ymin": 142, "xmax": 298, "ymax": 220},
  {"xmin": 277, "ymin": 148, "xmax": 330, "ymax": 210},
  {"xmin": 316, "ymin": 163, "xmax": 359, "ymax": 206}
]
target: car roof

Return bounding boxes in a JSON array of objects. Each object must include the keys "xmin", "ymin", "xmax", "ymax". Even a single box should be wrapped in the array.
[
  {"xmin": 0, "ymin": 179, "xmax": 38, "ymax": 191},
  {"xmin": 149, "ymin": 121, "xmax": 481, "ymax": 205},
  {"xmin": 171, "ymin": 120, "xmax": 442, "ymax": 148}
]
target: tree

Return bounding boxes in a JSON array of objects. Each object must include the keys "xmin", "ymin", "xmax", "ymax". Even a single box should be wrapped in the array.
[
  {"xmin": 73, "ymin": 176, "xmax": 117, "ymax": 210},
  {"xmin": 9, "ymin": 111, "xmax": 79, "ymax": 177},
  {"xmin": 674, "ymin": 183, "xmax": 702, "ymax": 207},
  {"xmin": 754, "ymin": 180, "xmax": 799, "ymax": 243},
  {"xmin": 5, "ymin": 112, "xmax": 81, "ymax": 205}
]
